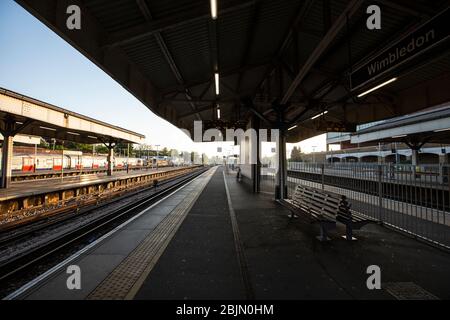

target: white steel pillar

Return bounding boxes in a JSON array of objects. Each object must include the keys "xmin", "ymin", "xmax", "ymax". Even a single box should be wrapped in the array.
[
  {"xmin": 0, "ymin": 117, "xmax": 29, "ymax": 189},
  {"xmin": 107, "ymin": 143, "xmax": 114, "ymax": 176},
  {"xmin": 0, "ymin": 134, "xmax": 14, "ymax": 189}
]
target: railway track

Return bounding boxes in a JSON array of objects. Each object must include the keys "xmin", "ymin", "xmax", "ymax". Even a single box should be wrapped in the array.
[
  {"xmin": 0, "ymin": 166, "xmax": 208, "ymax": 288},
  {"xmin": 11, "ymin": 165, "xmax": 174, "ymax": 182},
  {"xmin": 0, "ymin": 167, "xmax": 201, "ymax": 245},
  {"xmin": 0, "ymin": 165, "xmax": 202, "ymax": 232}
]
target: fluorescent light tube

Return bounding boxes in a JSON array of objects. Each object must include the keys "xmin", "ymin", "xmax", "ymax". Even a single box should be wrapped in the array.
[
  {"xmin": 215, "ymin": 73, "xmax": 220, "ymax": 95},
  {"xmin": 210, "ymin": 0, "xmax": 217, "ymax": 19},
  {"xmin": 311, "ymin": 110, "xmax": 328, "ymax": 120},
  {"xmin": 358, "ymin": 78, "xmax": 397, "ymax": 98},
  {"xmin": 39, "ymin": 126, "xmax": 56, "ymax": 131}
]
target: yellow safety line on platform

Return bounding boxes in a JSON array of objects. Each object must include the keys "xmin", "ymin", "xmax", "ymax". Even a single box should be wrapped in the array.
[{"xmin": 86, "ymin": 167, "xmax": 217, "ymax": 300}]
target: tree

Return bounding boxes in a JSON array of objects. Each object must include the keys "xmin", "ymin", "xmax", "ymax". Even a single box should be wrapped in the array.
[
  {"xmin": 161, "ymin": 147, "xmax": 170, "ymax": 156},
  {"xmin": 114, "ymin": 142, "xmax": 134, "ymax": 157},
  {"xmin": 290, "ymin": 146, "xmax": 302, "ymax": 162},
  {"xmin": 94, "ymin": 144, "xmax": 109, "ymax": 155}
]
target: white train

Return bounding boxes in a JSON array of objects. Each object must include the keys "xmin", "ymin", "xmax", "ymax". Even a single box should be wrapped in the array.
[{"xmin": 11, "ymin": 153, "xmax": 148, "ymax": 172}]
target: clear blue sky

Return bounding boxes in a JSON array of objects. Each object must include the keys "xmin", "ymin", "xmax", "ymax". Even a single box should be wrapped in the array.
[{"xmin": 0, "ymin": 0, "xmax": 325, "ymax": 156}]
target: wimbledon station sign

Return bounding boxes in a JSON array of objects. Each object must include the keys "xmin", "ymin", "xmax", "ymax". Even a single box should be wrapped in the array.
[{"xmin": 350, "ymin": 7, "xmax": 450, "ymax": 91}]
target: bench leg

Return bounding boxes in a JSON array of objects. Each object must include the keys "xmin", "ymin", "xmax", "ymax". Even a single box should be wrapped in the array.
[
  {"xmin": 342, "ymin": 223, "xmax": 357, "ymax": 241},
  {"xmin": 288, "ymin": 211, "xmax": 299, "ymax": 219},
  {"xmin": 317, "ymin": 223, "xmax": 331, "ymax": 242}
]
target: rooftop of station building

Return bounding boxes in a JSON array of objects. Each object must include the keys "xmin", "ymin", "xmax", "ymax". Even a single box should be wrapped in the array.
[{"xmin": 327, "ymin": 102, "xmax": 450, "ymax": 146}]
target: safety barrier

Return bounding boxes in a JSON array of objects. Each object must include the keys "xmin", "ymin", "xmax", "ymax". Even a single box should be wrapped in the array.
[{"xmin": 287, "ymin": 162, "xmax": 450, "ymax": 249}]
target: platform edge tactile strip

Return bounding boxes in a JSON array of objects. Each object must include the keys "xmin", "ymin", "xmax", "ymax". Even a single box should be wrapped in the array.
[{"xmin": 85, "ymin": 167, "xmax": 216, "ymax": 300}]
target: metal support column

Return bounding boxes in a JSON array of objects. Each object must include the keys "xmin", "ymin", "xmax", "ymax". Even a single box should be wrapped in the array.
[
  {"xmin": 34, "ymin": 143, "xmax": 38, "ymax": 173},
  {"xmin": 127, "ymin": 143, "xmax": 130, "ymax": 174},
  {"xmin": 411, "ymin": 148, "xmax": 418, "ymax": 166},
  {"xmin": 0, "ymin": 116, "xmax": 33, "ymax": 189},
  {"xmin": 252, "ymin": 115, "xmax": 261, "ymax": 193},
  {"xmin": 439, "ymin": 148, "xmax": 448, "ymax": 183},
  {"xmin": 276, "ymin": 130, "xmax": 287, "ymax": 199},
  {"xmin": 275, "ymin": 105, "xmax": 287, "ymax": 200},
  {"xmin": 107, "ymin": 143, "xmax": 114, "ymax": 176},
  {"xmin": 61, "ymin": 141, "xmax": 65, "ymax": 182},
  {"xmin": 256, "ymin": 131, "xmax": 261, "ymax": 193},
  {"xmin": 0, "ymin": 134, "xmax": 14, "ymax": 189}
]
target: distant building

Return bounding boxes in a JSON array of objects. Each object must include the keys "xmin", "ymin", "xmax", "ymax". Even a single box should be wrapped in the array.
[{"xmin": 326, "ymin": 103, "xmax": 450, "ymax": 165}]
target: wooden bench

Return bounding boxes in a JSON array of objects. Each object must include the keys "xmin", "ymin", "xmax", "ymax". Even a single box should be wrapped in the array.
[{"xmin": 281, "ymin": 185, "xmax": 376, "ymax": 241}]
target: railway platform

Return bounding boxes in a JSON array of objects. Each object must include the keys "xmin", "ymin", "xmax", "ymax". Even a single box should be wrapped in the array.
[
  {"xmin": 10, "ymin": 166, "xmax": 168, "ymax": 182},
  {"xmin": 0, "ymin": 167, "xmax": 182, "ymax": 201},
  {"xmin": 6, "ymin": 166, "xmax": 450, "ymax": 300},
  {"xmin": 0, "ymin": 166, "xmax": 200, "ymax": 228}
]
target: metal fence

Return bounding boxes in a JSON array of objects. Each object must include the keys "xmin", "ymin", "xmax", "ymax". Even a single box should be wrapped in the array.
[{"xmin": 287, "ymin": 162, "xmax": 450, "ymax": 249}]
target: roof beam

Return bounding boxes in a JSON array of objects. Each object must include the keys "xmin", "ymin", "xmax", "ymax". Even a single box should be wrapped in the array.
[
  {"xmin": 135, "ymin": 0, "xmax": 202, "ymax": 120},
  {"xmin": 287, "ymin": 107, "xmax": 311, "ymax": 127},
  {"xmin": 323, "ymin": 0, "xmax": 332, "ymax": 35},
  {"xmin": 208, "ymin": 20, "xmax": 219, "ymax": 73},
  {"xmin": 252, "ymin": 0, "xmax": 315, "ymax": 100},
  {"xmin": 236, "ymin": 1, "xmax": 262, "ymax": 94},
  {"xmin": 280, "ymin": 0, "xmax": 364, "ymax": 104},
  {"xmin": 164, "ymin": 98, "xmax": 235, "ymax": 104},
  {"xmin": 178, "ymin": 105, "xmax": 214, "ymax": 119},
  {"xmin": 376, "ymin": 0, "xmax": 429, "ymax": 18},
  {"xmin": 106, "ymin": 0, "xmax": 256, "ymax": 48},
  {"xmin": 276, "ymin": 0, "xmax": 316, "ymax": 58},
  {"xmin": 241, "ymin": 98, "xmax": 273, "ymax": 126},
  {"xmin": 162, "ymin": 60, "xmax": 272, "ymax": 95},
  {"xmin": 199, "ymin": 82, "xmax": 212, "ymax": 100},
  {"xmin": 306, "ymin": 8, "xmax": 432, "ymax": 108},
  {"xmin": 305, "ymin": 1, "xmax": 432, "ymax": 107}
]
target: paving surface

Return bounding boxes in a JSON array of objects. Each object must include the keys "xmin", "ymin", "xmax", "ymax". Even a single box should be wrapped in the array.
[
  {"xmin": 136, "ymin": 167, "xmax": 450, "ymax": 300},
  {"xmin": 135, "ymin": 167, "xmax": 245, "ymax": 299}
]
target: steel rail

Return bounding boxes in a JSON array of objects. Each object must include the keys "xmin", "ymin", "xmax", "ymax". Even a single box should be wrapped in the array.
[
  {"xmin": 0, "ymin": 167, "xmax": 201, "ymax": 245},
  {"xmin": 0, "ymin": 167, "xmax": 208, "ymax": 283}
]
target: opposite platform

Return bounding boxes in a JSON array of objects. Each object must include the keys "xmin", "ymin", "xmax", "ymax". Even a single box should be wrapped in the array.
[
  {"xmin": 0, "ymin": 166, "xmax": 186, "ymax": 201},
  {"xmin": 0, "ymin": 166, "xmax": 201, "ymax": 228}
]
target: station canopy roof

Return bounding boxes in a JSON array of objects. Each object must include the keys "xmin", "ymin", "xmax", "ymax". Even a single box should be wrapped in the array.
[
  {"xmin": 351, "ymin": 103, "xmax": 450, "ymax": 145},
  {"xmin": 0, "ymin": 88, "xmax": 145, "ymax": 145},
  {"xmin": 0, "ymin": 133, "xmax": 41, "ymax": 145},
  {"xmin": 16, "ymin": 0, "xmax": 450, "ymax": 143}
]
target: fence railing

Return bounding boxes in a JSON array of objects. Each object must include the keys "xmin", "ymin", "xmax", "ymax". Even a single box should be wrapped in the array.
[{"xmin": 286, "ymin": 162, "xmax": 450, "ymax": 249}]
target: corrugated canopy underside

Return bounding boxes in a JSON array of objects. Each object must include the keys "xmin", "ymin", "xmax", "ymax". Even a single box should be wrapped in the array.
[{"xmin": 15, "ymin": 0, "xmax": 450, "ymax": 142}]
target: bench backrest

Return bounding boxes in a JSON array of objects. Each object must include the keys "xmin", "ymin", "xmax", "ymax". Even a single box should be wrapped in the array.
[{"xmin": 292, "ymin": 185, "xmax": 351, "ymax": 220}]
